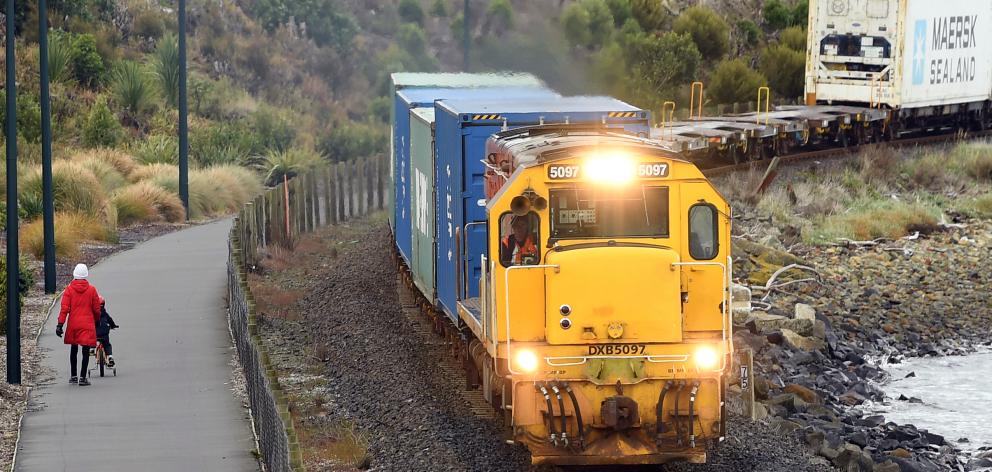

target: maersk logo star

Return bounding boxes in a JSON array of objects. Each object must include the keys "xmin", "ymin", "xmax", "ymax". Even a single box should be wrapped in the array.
[{"xmin": 912, "ymin": 20, "xmax": 927, "ymax": 85}]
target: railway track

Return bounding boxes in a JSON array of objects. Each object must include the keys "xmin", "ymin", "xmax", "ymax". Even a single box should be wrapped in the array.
[{"xmin": 701, "ymin": 128, "xmax": 992, "ymax": 178}]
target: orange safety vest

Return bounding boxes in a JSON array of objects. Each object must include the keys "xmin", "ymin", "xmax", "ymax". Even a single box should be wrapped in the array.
[{"xmin": 502, "ymin": 234, "xmax": 538, "ymax": 265}]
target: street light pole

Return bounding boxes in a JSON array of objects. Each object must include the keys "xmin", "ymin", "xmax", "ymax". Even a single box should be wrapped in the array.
[
  {"xmin": 5, "ymin": 0, "xmax": 22, "ymax": 385},
  {"xmin": 177, "ymin": 0, "xmax": 189, "ymax": 218},
  {"xmin": 39, "ymin": 0, "xmax": 56, "ymax": 294}
]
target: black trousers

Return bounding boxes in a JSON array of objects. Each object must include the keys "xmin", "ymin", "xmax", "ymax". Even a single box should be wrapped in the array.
[
  {"xmin": 98, "ymin": 336, "xmax": 112, "ymax": 356},
  {"xmin": 69, "ymin": 344, "xmax": 91, "ymax": 378}
]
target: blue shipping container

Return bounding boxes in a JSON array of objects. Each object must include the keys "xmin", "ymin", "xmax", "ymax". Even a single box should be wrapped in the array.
[
  {"xmin": 389, "ymin": 74, "xmax": 546, "ymax": 266},
  {"xmin": 432, "ymin": 96, "xmax": 650, "ymax": 322}
]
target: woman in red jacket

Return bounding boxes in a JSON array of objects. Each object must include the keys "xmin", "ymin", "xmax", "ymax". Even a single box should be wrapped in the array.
[{"xmin": 56, "ymin": 263, "xmax": 102, "ymax": 386}]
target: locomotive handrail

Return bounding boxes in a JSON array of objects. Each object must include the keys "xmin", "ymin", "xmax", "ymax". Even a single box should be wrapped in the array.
[
  {"xmin": 671, "ymin": 260, "xmax": 731, "ymax": 372},
  {"xmin": 544, "ymin": 354, "xmax": 690, "ymax": 367},
  {"xmin": 505, "ymin": 264, "xmax": 560, "ymax": 375}
]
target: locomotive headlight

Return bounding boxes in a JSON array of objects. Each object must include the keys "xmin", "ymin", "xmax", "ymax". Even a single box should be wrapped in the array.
[
  {"xmin": 694, "ymin": 346, "xmax": 720, "ymax": 370},
  {"xmin": 514, "ymin": 349, "xmax": 539, "ymax": 373},
  {"xmin": 586, "ymin": 155, "xmax": 634, "ymax": 184}
]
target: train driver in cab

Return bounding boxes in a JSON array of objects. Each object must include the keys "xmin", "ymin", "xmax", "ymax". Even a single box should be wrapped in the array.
[{"xmin": 500, "ymin": 216, "xmax": 539, "ymax": 266}]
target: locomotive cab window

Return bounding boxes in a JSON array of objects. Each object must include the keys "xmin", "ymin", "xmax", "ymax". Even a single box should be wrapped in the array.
[
  {"xmin": 499, "ymin": 212, "xmax": 540, "ymax": 267},
  {"xmin": 549, "ymin": 186, "xmax": 669, "ymax": 240},
  {"xmin": 688, "ymin": 204, "xmax": 719, "ymax": 260}
]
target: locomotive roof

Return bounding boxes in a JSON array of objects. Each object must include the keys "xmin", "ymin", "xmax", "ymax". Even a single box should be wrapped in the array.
[
  {"xmin": 390, "ymin": 72, "xmax": 544, "ymax": 89},
  {"xmin": 494, "ymin": 128, "xmax": 687, "ymax": 168},
  {"xmin": 397, "ymin": 86, "xmax": 559, "ymax": 108},
  {"xmin": 437, "ymin": 95, "xmax": 642, "ymax": 115}
]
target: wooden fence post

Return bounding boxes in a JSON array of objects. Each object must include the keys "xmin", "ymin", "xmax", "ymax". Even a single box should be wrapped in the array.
[
  {"xmin": 365, "ymin": 157, "xmax": 374, "ymax": 214},
  {"xmin": 336, "ymin": 163, "xmax": 345, "ymax": 222},
  {"xmin": 377, "ymin": 154, "xmax": 385, "ymax": 210},
  {"xmin": 322, "ymin": 166, "xmax": 332, "ymax": 226},
  {"xmin": 348, "ymin": 159, "xmax": 357, "ymax": 219}
]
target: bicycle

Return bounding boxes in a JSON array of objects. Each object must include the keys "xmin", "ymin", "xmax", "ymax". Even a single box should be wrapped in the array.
[{"xmin": 89, "ymin": 340, "xmax": 117, "ymax": 377}]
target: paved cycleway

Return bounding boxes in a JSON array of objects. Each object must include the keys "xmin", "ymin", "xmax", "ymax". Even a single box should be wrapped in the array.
[{"xmin": 15, "ymin": 220, "xmax": 258, "ymax": 472}]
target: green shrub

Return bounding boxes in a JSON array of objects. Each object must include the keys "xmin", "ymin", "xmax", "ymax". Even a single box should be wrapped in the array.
[
  {"xmin": 70, "ymin": 33, "xmax": 105, "ymax": 87},
  {"xmin": 763, "ymin": 0, "xmax": 792, "ymax": 30},
  {"xmin": 132, "ymin": 134, "xmax": 179, "ymax": 165},
  {"xmin": 132, "ymin": 9, "xmax": 166, "ymax": 39},
  {"xmin": 630, "ymin": 0, "xmax": 666, "ymax": 31},
  {"xmin": 737, "ymin": 20, "xmax": 762, "ymax": 46},
  {"xmin": 368, "ymin": 96, "xmax": 391, "ymax": 123},
  {"xmin": 625, "ymin": 32, "xmax": 700, "ymax": 102},
  {"xmin": 605, "ymin": 0, "xmax": 632, "ymax": 27},
  {"xmin": 487, "ymin": 0, "xmax": 513, "ymax": 31},
  {"xmin": 792, "ymin": 0, "xmax": 809, "ymax": 27},
  {"xmin": 780, "ymin": 26, "xmax": 807, "ymax": 51},
  {"xmin": 673, "ymin": 5, "xmax": 729, "ymax": 60},
  {"xmin": 429, "ymin": 0, "xmax": 446, "ymax": 17},
  {"xmin": 112, "ymin": 60, "xmax": 154, "ymax": 118},
  {"xmin": 562, "ymin": 0, "xmax": 613, "ymax": 49},
  {"xmin": 710, "ymin": 59, "xmax": 768, "ymax": 104},
  {"xmin": 398, "ymin": 0, "xmax": 425, "ymax": 25},
  {"xmin": 317, "ymin": 122, "xmax": 387, "ymax": 162},
  {"xmin": 251, "ymin": 107, "xmax": 296, "ymax": 152},
  {"xmin": 760, "ymin": 43, "xmax": 806, "ymax": 100},
  {"xmin": 0, "ymin": 257, "xmax": 35, "ymax": 334},
  {"xmin": 82, "ymin": 97, "xmax": 124, "ymax": 148},
  {"xmin": 0, "ymin": 91, "xmax": 42, "ymax": 143},
  {"xmin": 152, "ymin": 34, "xmax": 180, "ymax": 108}
]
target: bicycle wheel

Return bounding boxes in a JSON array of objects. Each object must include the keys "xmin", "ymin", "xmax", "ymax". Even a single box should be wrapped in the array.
[{"xmin": 98, "ymin": 349, "xmax": 105, "ymax": 377}]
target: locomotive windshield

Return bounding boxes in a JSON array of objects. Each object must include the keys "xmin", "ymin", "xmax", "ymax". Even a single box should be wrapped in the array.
[{"xmin": 548, "ymin": 186, "xmax": 669, "ymax": 239}]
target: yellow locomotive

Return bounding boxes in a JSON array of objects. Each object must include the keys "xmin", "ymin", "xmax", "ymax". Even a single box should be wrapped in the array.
[{"xmin": 451, "ymin": 125, "xmax": 734, "ymax": 465}]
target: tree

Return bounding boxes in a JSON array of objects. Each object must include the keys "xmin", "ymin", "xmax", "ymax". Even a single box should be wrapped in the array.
[
  {"xmin": 398, "ymin": 0, "xmax": 425, "ymax": 25},
  {"xmin": 672, "ymin": 5, "xmax": 729, "ymax": 60},
  {"xmin": 430, "ymin": 0, "xmax": 447, "ymax": 17},
  {"xmin": 709, "ymin": 59, "xmax": 768, "ymax": 104},
  {"xmin": 561, "ymin": 0, "xmax": 614, "ymax": 49},
  {"xmin": 630, "ymin": 0, "xmax": 666, "ymax": 32},
  {"xmin": 487, "ymin": 0, "xmax": 514, "ymax": 32},
  {"xmin": 760, "ymin": 43, "xmax": 806, "ymax": 99},
  {"xmin": 83, "ymin": 97, "xmax": 124, "ymax": 148},
  {"xmin": 625, "ymin": 32, "xmax": 701, "ymax": 102},
  {"xmin": 792, "ymin": 0, "xmax": 809, "ymax": 28},
  {"xmin": 605, "ymin": 0, "xmax": 631, "ymax": 28},
  {"xmin": 780, "ymin": 26, "xmax": 807, "ymax": 51}
]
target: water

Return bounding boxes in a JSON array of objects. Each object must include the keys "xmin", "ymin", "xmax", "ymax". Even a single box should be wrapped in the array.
[{"xmin": 877, "ymin": 351, "xmax": 992, "ymax": 451}]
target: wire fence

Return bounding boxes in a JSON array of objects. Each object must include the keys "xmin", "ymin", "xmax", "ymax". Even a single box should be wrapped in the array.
[{"xmin": 227, "ymin": 155, "xmax": 388, "ymax": 472}]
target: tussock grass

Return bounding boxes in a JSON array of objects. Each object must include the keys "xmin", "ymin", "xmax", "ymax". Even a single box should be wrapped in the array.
[
  {"xmin": 129, "ymin": 163, "xmax": 176, "ymax": 183},
  {"xmin": 72, "ymin": 148, "xmax": 138, "ymax": 177},
  {"xmin": 19, "ymin": 161, "xmax": 106, "ymax": 220},
  {"xmin": 962, "ymin": 193, "xmax": 992, "ymax": 219},
  {"xmin": 112, "ymin": 181, "xmax": 186, "ymax": 226},
  {"xmin": 812, "ymin": 200, "xmax": 940, "ymax": 242},
  {"xmin": 76, "ymin": 156, "xmax": 127, "ymax": 192},
  {"xmin": 20, "ymin": 212, "xmax": 113, "ymax": 261}
]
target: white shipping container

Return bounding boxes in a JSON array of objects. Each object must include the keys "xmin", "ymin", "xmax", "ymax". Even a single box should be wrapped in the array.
[{"xmin": 806, "ymin": 0, "xmax": 992, "ymax": 110}]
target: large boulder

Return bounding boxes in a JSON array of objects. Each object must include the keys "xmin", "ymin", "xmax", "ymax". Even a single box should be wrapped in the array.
[
  {"xmin": 795, "ymin": 303, "xmax": 816, "ymax": 320},
  {"xmin": 782, "ymin": 328, "xmax": 826, "ymax": 351},
  {"xmin": 747, "ymin": 312, "xmax": 815, "ymax": 336}
]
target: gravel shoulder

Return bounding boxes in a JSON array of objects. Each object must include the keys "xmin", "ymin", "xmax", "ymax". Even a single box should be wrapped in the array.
[
  {"xmin": 0, "ymin": 222, "xmax": 192, "ymax": 471},
  {"xmin": 250, "ymin": 213, "xmax": 841, "ymax": 471}
]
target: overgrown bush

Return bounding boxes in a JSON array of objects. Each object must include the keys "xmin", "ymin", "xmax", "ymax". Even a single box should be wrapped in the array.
[
  {"xmin": 780, "ymin": 26, "xmax": 807, "ymax": 51},
  {"xmin": 630, "ymin": 0, "xmax": 666, "ymax": 31},
  {"xmin": 82, "ymin": 97, "xmax": 124, "ymax": 148},
  {"xmin": 709, "ymin": 59, "xmax": 768, "ymax": 104},
  {"xmin": 251, "ymin": 107, "xmax": 296, "ymax": 152},
  {"xmin": 132, "ymin": 9, "xmax": 166, "ymax": 39},
  {"xmin": 737, "ymin": 20, "xmax": 762, "ymax": 46},
  {"xmin": 673, "ymin": 6, "xmax": 729, "ymax": 60},
  {"xmin": 764, "ymin": 0, "xmax": 807, "ymax": 30},
  {"xmin": 605, "ymin": 0, "xmax": 632, "ymax": 27},
  {"xmin": 70, "ymin": 33, "xmax": 105, "ymax": 87},
  {"xmin": 318, "ymin": 122, "xmax": 386, "ymax": 162},
  {"xmin": 760, "ymin": 43, "xmax": 805, "ymax": 100},
  {"xmin": 0, "ymin": 91, "xmax": 42, "ymax": 143}
]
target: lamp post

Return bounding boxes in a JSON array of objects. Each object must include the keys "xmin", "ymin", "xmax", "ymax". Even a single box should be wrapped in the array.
[
  {"xmin": 39, "ymin": 0, "xmax": 56, "ymax": 294},
  {"xmin": 5, "ymin": 0, "xmax": 22, "ymax": 385},
  {"xmin": 178, "ymin": 0, "xmax": 189, "ymax": 217}
]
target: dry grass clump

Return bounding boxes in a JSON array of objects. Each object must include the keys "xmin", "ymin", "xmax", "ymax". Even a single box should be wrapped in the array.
[
  {"xmin": 20, "ymin": 212, "xmax": 113, "ymax": 261},
  {"xmin": 962, "ymin": 193, "xmax": 992, "ymax": 219},
  {"xmin": 957, "ymin": 142, "xmax": 992, "ymax": 181},
  {"xmin": 129, "ymin": 162, "xmax": 176, "ymax": 183},
  {"xmin": 19, "ymin": 161, "xmax": 107, "ymax": 218},
  {"xmin": 76, "ymin": 156, "xmax": 128, "ymax": 192},
  {"xmin": 859, "ymin": 145, "xmax": 900, "ymax": 183},
  {"xmin": 112, "ymin": 181, "xmax": 186, "ymax": 226},
  {"xmin": 814, "ymin": 200, "xmax": 940, "ymax": 242},
  {"xmin": 72, "ymin": 148, "xmax": 138, "ymax": 177}
]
